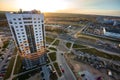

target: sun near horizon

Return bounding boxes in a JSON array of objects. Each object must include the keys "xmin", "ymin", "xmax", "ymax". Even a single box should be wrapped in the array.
[
  {"xmin": 0, "ymin": 0, "xmax": 69, "ymax": 12},
  {"xmin": 0, "ymin": 0, "xmax": 120, "ymax": 16}
]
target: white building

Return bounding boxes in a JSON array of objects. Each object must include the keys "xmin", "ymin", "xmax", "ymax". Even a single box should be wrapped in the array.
[
  {"xmin": 103, "ymin": 27, "xmax": 120, "ymax": 39},
  {"xmin": 6, "ymin": 10, "xmax": 46, "ymax": 69},
  {"xmin": 104, "ymin": 32, "xmax": 120, "ymax": 39}
]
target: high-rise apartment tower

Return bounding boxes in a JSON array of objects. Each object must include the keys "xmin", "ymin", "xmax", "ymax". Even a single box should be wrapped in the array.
[{"xmin": 6, "ymin": 10, "xmax": 46, "ymax": 69}]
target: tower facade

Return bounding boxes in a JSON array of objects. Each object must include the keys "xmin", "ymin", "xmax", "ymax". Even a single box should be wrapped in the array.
[{"xmin": 6, "ymin": 10, "xmax": 46, "ymax": 69}]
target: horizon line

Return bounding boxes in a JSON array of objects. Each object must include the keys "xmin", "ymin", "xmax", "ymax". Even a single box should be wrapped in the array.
[{"xmin": 0, "ymin": 10, "xmax": 120, "ymax": 17}]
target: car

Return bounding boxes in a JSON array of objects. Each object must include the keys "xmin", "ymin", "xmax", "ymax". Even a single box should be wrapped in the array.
[
  {"xmin": 59, "ymin": 64, "xmax": 62, "ymax": 67},
  {"xmin": 0, "ymin": 74, "xmax": 5, "ymax": 77},
  {"xmin": 61, "ymin": 69, "xmax": 64, "ymax": 73},
  {"xmin": 96, "ymin": 76, "xmax": 102, "ymax": 80},
  {"xmin": 40, "ymin": 67, "xmax": 42, "ymax": 71},
  {"xmin": 41, "ymin": 72, "xmax": 44, "ymax": 77},
  {"xmin": 47, "ymin": 65, "xmax": 53, "ymax": 71},
  {"xmin": 0, "ymin": 70, "xmax": 6, "ymax": 73},
  {"xmin": 61, "ymin": 53, "xmax": 63, "ymax": 55}
]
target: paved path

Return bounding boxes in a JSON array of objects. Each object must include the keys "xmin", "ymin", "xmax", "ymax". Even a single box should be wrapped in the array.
[
  {"xmin": 68, "ymin": 42, "xmax": 74, "ymax": 53},
  {"xmin": 74, "ymin": 24, "xmax": 89, "ymax": 38},
  {"xmin": 8, "ymin": 53, "xmax": 18, "ymax": 80},
  {"xmin": 47, "ymin": 38, "xmax": 60, "ymax": 78}
]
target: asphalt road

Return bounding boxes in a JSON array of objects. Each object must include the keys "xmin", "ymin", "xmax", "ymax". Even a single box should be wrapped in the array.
[
  {"xmin": 58, "ymin": 33, "xmax": 120, "ymax": 56},
  {"xmin": 42, "ymin": 65, "xmax": 50, "ymax": 80},
  {"xmin": 57, "ymin": 50, "xmax": 76, "ymax": 80}
]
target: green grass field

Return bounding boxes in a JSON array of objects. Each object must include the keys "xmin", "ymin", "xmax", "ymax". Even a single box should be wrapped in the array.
[
  {"xmin": 46, "ymin": 37, "xmax": 54, "ymax": 44},
  {"xmin": 53, "ymin": 62, "xmax": 62, "ymax": 77},
  {"xmin": 48, "ymin": 52, "xmax": 56, "ymax": 61},
  {"xmin": 77, "ymin": 48, "xmax": 120, "ymax": 61},
  {"xmin": 14, "ymin": 55, "xmax": 22, "ymax": 74},
  {"xmin": 4, "ymin": 57, "xmax": 15, "ymax": 80},
  {"xmin": 66, "ymin": 42, "xmax": 72, "ymax": 48},
  {"xmin": 73, "ymin": 44, "xmax": 87, "ymax": 48},
  {"xmin": 52, "ymin": 39, "xmax": 60, "ymax": 46}
]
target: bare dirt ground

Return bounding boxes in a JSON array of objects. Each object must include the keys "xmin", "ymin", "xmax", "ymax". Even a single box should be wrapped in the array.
[
  {"xmin": 27, "ymin": 73, "xmax": 41, "ymax": 80},
  {"xmin": 65, "ymin": 53, "xmax": 114, "ymax": 80}
]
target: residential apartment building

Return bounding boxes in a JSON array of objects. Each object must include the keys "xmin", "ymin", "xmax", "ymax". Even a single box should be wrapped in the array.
[{"xmin": 6, "ymin": 10, "xmax": 46, "ymax": 69}]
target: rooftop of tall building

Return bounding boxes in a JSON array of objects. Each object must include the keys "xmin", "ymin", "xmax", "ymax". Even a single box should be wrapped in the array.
[{"xmin": 11, "ymin": 9, "xmax": 41, "ymax": 14}]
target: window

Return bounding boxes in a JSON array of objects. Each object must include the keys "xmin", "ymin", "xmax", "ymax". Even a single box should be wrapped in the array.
[
  {"xmin": 16, "ymin": 29, "xmax": 19, "ymax": 31},
  {"xmin": 35, "ymin": 25, "xmax": 37, "ymax": 26},
  {"xmin": 38, "ymin": 21, "xmax": 40, "ymax": 23},
  {"xmin": 24, "ymin": 21, "xmax": 32, "ymax": 23},
  {"xmin": 23, "ymin": 38, "xmax": 26, "ymax": 40},
  {"xmin": 39, "ymin": 33, "xmax": 41, "ymax": 35},
  {"xmin": 35, "ymin": 28, "xmax": 37, "ymax": 30},
  {"xmin": 37, "ymin": 39, "xmax": 39, "ymax": 41},
  {"xmin": 21, "ymin": 29, "xmax": 24, "ymax": 31},
  {"xmin": 16, "ymin": 26, "xmax": 18, "ymax": 28},
  {"xmin": 19, "ymin": 22, "xmax": 22, "ymax": 24},
  {"xmin": 34, "ymin": 21, "xmax": 36, "ymax": 23},
  {"xmin": 20, "ymin": 26, "xmax": 23, "ymax": 28},
  {"xmin": 27, "ymin": 51, "xmax": 29, "ymax": 53},
  {"xmin": 13, "ymin": 18, "xmax": 16, "ymax": 20},
  {"xmin": 14, "ymin": 22, "xmax": 17, "ymax": 24},
  {"xmin": 38, "ymin": 18, "xmax": 40, "ymax": 20},
  {"xmin": 10, "ymin": 22, "xmax": 12, "ymax": 24},
  {"xmin": 34, "ymin": 18, "xmax": 36, "ymax": 20},
  {"xmin": 35, "ymin": 31, "xmax": 37, "ymax": 33},
  {"xmin": 36, "ymin": 34, "xmax": 38, "ymax": 36},
  {"xmin": 17, "ymin": 33, "xmax": 20, "ymax": 35},
  {"xmin": 22, "ymin": 32, "xmax": 24, "ymax": 34},
  {"xmin": 23, "ymin": 35, "xmax": 25, "ymax": 37},
  {"xmin": 19, "ymin": 39, "xmax": 21, "ymax": 41},
  {"xmin": 41, "ymin": 20, "xmax": 43, "ymax": 23},
  {"xmin": 18, "ymin": 36, "xmax": 21, "ymax": 38},
  {"xmin": 23, "ymin": 18, "xmax": 32, "ymax": 20},
  {"xmin": 18, "ymin": 18, "xmax": 21, "ymax": 20}
]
